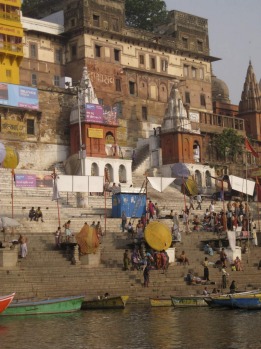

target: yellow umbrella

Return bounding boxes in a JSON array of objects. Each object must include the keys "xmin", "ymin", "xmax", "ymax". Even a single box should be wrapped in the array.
[
  {"xmin": 2, "ymin": 146, "xmax": 19, "ymax": 169},
  {"xmin": 144, "ymin": 221, "xmax": 172, "ymax": 251}
]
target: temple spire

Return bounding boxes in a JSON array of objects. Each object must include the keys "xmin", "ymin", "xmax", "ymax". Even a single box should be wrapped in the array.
[{"xmin": 239, "ymin": 61, "xmax": 261, "ymax": 113}]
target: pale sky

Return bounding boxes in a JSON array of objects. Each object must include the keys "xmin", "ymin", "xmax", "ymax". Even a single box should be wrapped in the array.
[{"xmin": 165, "ymin": 0, "xmax": 261, "ymax": 105}]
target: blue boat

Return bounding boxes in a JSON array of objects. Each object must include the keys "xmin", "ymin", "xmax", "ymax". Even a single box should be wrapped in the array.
[{"xmin": 204, "ymin": 291, "xmax": 261, "ymax": 309}]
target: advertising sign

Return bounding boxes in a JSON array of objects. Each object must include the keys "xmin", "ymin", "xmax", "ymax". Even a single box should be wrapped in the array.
[
  {"xmin": 85, "ymin": 103, "xmax": 118, "ymax": 126},
  {"xmin": 15, "ymin": 174, "xmax": 36, "ymax": 188},
  {"xmin": 2, "ymin": 0, "xmax": 21, "ymax": 7},
  {"xmin": 0, "ymin": 83, "xmax": 39, "ymax": 110}
]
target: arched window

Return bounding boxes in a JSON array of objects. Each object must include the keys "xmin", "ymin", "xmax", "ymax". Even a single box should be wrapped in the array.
[
  {"xmin": 193, "ymin": 141, "xmax": 200, "ymax": 163},
  {"xmin": 119, "ymin": 164, "xmax": 127, "ymax": 183},
  {"xmin": 91, "ymin": 162, "xmax": 99, "ymax": 176},
  {"xmin": 105, "ymin": 163, "xmax": 113, "ymax": 183},
  {"xmin": 205, "ymin": 170, "xmax": 212, "ymax": 188},
  {"xmin": 195, "ymin": 170, "xmax": 202, "ymax": 189}
]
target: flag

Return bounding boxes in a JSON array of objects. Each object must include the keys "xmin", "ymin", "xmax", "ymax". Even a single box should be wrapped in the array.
[{"xmin": 245, "ymin": 137, "xmax": 259, "ymax": 158}]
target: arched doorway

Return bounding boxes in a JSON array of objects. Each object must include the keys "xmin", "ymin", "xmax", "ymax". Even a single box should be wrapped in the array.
[
  {"xmin": 119, "ymin": 164, "xmax": 127, "ymax": 183},
  {"xmin": 91, "ymin": 162, "xmax": 99, "ymax": 176},
  {"xmin": 105, "ymin": 132, "xmax": 116, "ymax": 156}
]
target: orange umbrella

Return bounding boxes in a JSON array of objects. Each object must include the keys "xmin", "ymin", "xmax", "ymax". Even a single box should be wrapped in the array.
[{"xmin": 144, "ymin": 221, "xmax": 172, "ymax": 251}]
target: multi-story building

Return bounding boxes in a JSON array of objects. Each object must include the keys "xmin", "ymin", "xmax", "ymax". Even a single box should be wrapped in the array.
[{"xmin": 0, "ymin": 0, "xmax": 260, "ymax": 193}]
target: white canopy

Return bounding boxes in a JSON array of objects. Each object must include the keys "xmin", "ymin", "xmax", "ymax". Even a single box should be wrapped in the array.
[
  {"xmin": 229, "ymin": 175, "xmax": 255, "ymax": 196},
  {"xmin": 147, "ymin": 177, "xmax": 175, "ymax": 192}
]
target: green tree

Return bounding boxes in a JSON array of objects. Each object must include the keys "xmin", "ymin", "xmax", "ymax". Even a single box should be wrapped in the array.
[
  {"xmin": 125, "ymin": 0, "xmax": 168, "ymax": 31},
  {"xmin": 212, "ymin": 129, "xmax": 244, "ymax": 161}
]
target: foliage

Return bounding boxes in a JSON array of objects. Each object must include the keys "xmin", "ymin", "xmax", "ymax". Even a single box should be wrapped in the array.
[
  {"xmin": 212, "ymin": 129, "xmax": 244, "ymax": 161},
  {"xmin": 125, "ymin": 0, "xmax": 168, "ymax": 31}
]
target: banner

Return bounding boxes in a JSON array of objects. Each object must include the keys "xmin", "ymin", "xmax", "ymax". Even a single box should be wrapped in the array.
[
  {"xmin": 0, "ymin": 83, "xmax": 39, "ymax": 110},
  {"xmin": 57, "ymin": 175, "xmax": 104, "ymax": 193}
]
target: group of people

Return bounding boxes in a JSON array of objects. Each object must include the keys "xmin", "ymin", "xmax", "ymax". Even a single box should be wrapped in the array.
[
  {"xmin": 28, "ymin": 207, "xmax": 44, "ymax": 222},
  {"xmin": 123, "ymin": 246, "xmax": 169, "ymax": 286}
]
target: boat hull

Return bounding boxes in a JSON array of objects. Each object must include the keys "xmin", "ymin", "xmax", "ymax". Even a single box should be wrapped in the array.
[
  {"xmin": 0, "ymin": 293, "xmax": 15, "ymax": 314},
  {"xmin": 150, "ymin": 298, "xmax": 172, "ymax": 307},
  {"xmin": 1, "ymin": 295, "xmax": 84, "ymax": 316},
  {"xmin": 81, "ymin": 296, "xmax": 129, "ymax": 310},
  {"xmin": 205, "ymin": 291, "xmax": 261, "ymax": 309},
  {"xmin": 171, "ymin": 296, "xmax": 208, "ymax": 307}
]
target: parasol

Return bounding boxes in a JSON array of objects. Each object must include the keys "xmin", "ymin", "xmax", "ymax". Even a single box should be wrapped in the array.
[{"xmin": 144, "ymin": 221, "xmax": 172, "ymax": 251}]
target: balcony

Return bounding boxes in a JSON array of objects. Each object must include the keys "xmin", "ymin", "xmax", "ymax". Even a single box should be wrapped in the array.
[
  {"xmin": 0, "ymin": 41, "xmax": 23, "ymax": 57},
  {"xmin": 0, "ymin": 11, "xmax": 21, "ymax": 23},
  {"xmin": 199, "ymin": 112, "xmax": 245, "ymax": 135}
]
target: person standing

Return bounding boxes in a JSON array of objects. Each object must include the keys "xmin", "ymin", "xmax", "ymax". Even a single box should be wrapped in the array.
[
  {"xmin": 143, "ymin": 265, "xmax": 150, "ymax": 287},
  {"xmin": 189, "ymin": 195, "xmax": 195, "ymax": 210},
  {"xmin": 123, "ymin": 249, "xmax": 130, "ymax": 271},
  {"xmin": 229, "ymin": 280, "xmax": 236, "ymax": 294},
  {"xmin": 221, "ymin": 267, "xmax": 229, "ymax": 289},
  {"xmin": 18, "ymin": 234, "xmax": 28, "ymax": 258},
  {"xmin": 203, "ymin": 257, "xmax": 210, "ymax": 281},
  {"xmin": 196, "ymin": 193, "xmax": 202, "ymax": 210},
  {"xmin": 121, "ymin": 211, "xmax": 127, "ymax": 233}
]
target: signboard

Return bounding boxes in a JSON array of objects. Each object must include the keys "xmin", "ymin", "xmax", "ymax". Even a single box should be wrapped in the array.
[
  {"xmin": 0, "ymin": 83, "xmax": 39, "ymax": 110},
  {"xmin": 15, "ymin": 174, "xmax": 36, "ymax": 188},
  {"xmin": 85, "ymin": 103, "xmax": 118, "ymax": 126},
  {"xmin": 57, "ymin": 175, "xmax": 104, "ymax": 193},
  {"xmin": 229, "ymin": 175, "xmax": 255, "ymax": 196},
  {"xmin": 0, "ymin": 24, "xmax": 23, "ymax": 37},
  {"xmin": 1, "ymin": 119, "xmax": 26, "ymax": 137},
  {"xmin": 189, "ymin": 111, "xmax": 199, "ymax": 122},
  {"xmin": 88, "ymin": 128, "xmax": 103, "ymax": 138}
]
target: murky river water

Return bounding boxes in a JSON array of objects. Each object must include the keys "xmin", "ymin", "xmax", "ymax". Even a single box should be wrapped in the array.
[{"xmin": 0, "ymin": 305, "xmax": 260, "ymax": 349}]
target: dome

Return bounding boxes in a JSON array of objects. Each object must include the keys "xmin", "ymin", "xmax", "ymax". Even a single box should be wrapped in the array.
[{"xmin": 212, "ymin": 75, "xmax": 231, "ymax": 103}]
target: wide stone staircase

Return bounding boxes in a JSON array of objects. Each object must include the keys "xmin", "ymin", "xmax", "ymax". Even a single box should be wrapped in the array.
[{"xmin": 0, "ymin": 167, "xmax": 261, "ymax": 303}]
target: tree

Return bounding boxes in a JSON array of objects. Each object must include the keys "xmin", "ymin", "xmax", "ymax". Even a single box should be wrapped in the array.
[
  {"xmin": 125, "ymin": 0, "xmax": 168, "ymax": 31},
  {"xmin": 212, "ymin": 129, "xmax": 244, "ymax": 162}
]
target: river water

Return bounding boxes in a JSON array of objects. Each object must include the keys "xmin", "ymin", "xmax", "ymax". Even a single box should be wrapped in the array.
[{"xmin": 0, "ymin": 305, "xmax": 260, "ymax": 349}]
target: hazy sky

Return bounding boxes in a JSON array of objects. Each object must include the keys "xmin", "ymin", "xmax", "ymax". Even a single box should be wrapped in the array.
[{"xmin": 165, "ymin": 0, "xmax": 261, "ymax": 105}]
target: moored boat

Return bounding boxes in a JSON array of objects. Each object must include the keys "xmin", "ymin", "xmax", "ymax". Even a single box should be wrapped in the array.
[
  {"xmin": 171, "ymin": 295, "xmax": 208, "ymax": 307},
  {"xmin": 1, "ymin": 295, "xmax": 85, "ymax": 316},
  {"xmin": 0, "ymin": 293, "xmax": 15, "ymax": 314},
  {"xmin": 204, "ymin": 290, "xmax": 261, "ymax": 309},
  {"xmin": 150, "ymin": 297, "xmax": 172, "ymax": 307},
  {"xmin": 81, "ymin": 296, "xmax": 129, "ymax": 310}
]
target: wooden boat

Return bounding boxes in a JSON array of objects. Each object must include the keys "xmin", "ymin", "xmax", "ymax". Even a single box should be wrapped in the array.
[
  {"xmin": 171, "ymin": 295, "xmax": 208, "ymax": 307},
  {"xmin": 81, "ymin": 296, "xmax": 129, "ymax": 310},
  {"xmin": 1, "ymin": 295, "xmax": 84, "ymax": 316},
  {"xmin": 0, "ymin": 293, "xmax": 15, "ymax": 314},
  {"xmin": 204, "ymin": 290, "xmax": 261, "ymax": 309},
  {"xmin": 150, "ymin": 297, "xmax": 172, "ymax": 307}
]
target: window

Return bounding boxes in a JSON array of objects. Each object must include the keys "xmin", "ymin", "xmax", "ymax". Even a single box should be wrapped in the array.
[
  {"xmin": 161, "ymin": 59, "xmax": 168, "ymax": 72},
  {"xmin": 129, "ymin": 81, "xmax": 135, "ymax": 95},
  {"xmin": 93, "ymin": 14, "xmax": 100, "ymax": 27},
  {"xmin": 70, "ymin": 44, "xmax": 77, "ymax": 59},
  {"xmin": 197, "ymin": 40, "xmax": 203, "ymax": 52},
  {"xmin": 71, "ymin": 18, "xmax": 76, "ymax": 27},
  {"xmin": 55, "ymin": 48, "xmax": 63, "ymax": 64},
  {"xmin": 31, "ymin": 73, "xmax": 37, "ymax": 86},
  {"xmin": 192, "ymin": 67, "xmax": 197, "ymax": 78},
  {"xmin": 150, "ymin": 57, "xmax": 156, "ymax": 70},
  {"xmin": 115, "ymin": 78, "xmax": 121, "ymax": 92},
  {"xmin": 114, "ymin": 102, "xmax": 122, "ymax": 117},
  {"xmin": 27, "ymin": 119, "xmax": 35, "ymax": 135},
  {"xmin": 95, "ymin": 45, "xmax": 101, "ymax": 58},
  {"xmin": 29, "ymin": 43, "xmax": 37, "ymax": 59},
  {"xmin": 200, "ymin": 94, "xmax": 206, "ymax": 107},
  {"xmin": 185, "ymin": 92, "xmax": 190, "ymax": 104},
  {"xmin": 112, "ymin": 18, "xmax": 119, "ymax": 32},
  {"xmin": 199, "ymin": 68, "xmax": 204, "ymax": 80},
  {"xmin": 139, "ymin": 54, "xmax": 145, "ymax": 65},
  {"xmin": 182, "ymin": 37, "xmax": 188, "ymax": 49},
  {"xmin": 142, "ymin": 106, "xmax": 147, "ymax": 121},
  {"xmin": 183, "ymin": 65, "xmax": 189, "ymax": 77},
  {"xmin": 54, "ymin": 76, "xmax": 60, "ymax": 87},
  {"xmin": 114, "ymin": 49, "xmax": 120, "ymax": 62},
  {"xmin": 6, "ymin": 70, "xmax": 11, "ymax": 78},
  {"xmin": 98, "ymin": 98, "xmax": 104, "ymax": 105}
]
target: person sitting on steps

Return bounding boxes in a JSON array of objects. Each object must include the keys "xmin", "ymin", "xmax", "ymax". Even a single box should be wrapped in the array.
[
  {"xmin": 35, "ymin": 207, "xmax": 44, "ymax": 222},
  {"xmin": 28, "ymin": 207, "xmax": 36, "ymax": 221}
]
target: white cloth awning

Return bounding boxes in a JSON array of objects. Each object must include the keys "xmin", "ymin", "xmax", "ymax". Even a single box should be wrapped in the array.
[{"xmin": 147, "ymin": 177, "xmax": 175, "ymax": 192}]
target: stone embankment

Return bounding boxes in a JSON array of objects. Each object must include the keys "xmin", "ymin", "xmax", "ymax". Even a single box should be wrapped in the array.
[{"xmin": 0, "ymin": 168, "xmax": 260, "ymax": 303}]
